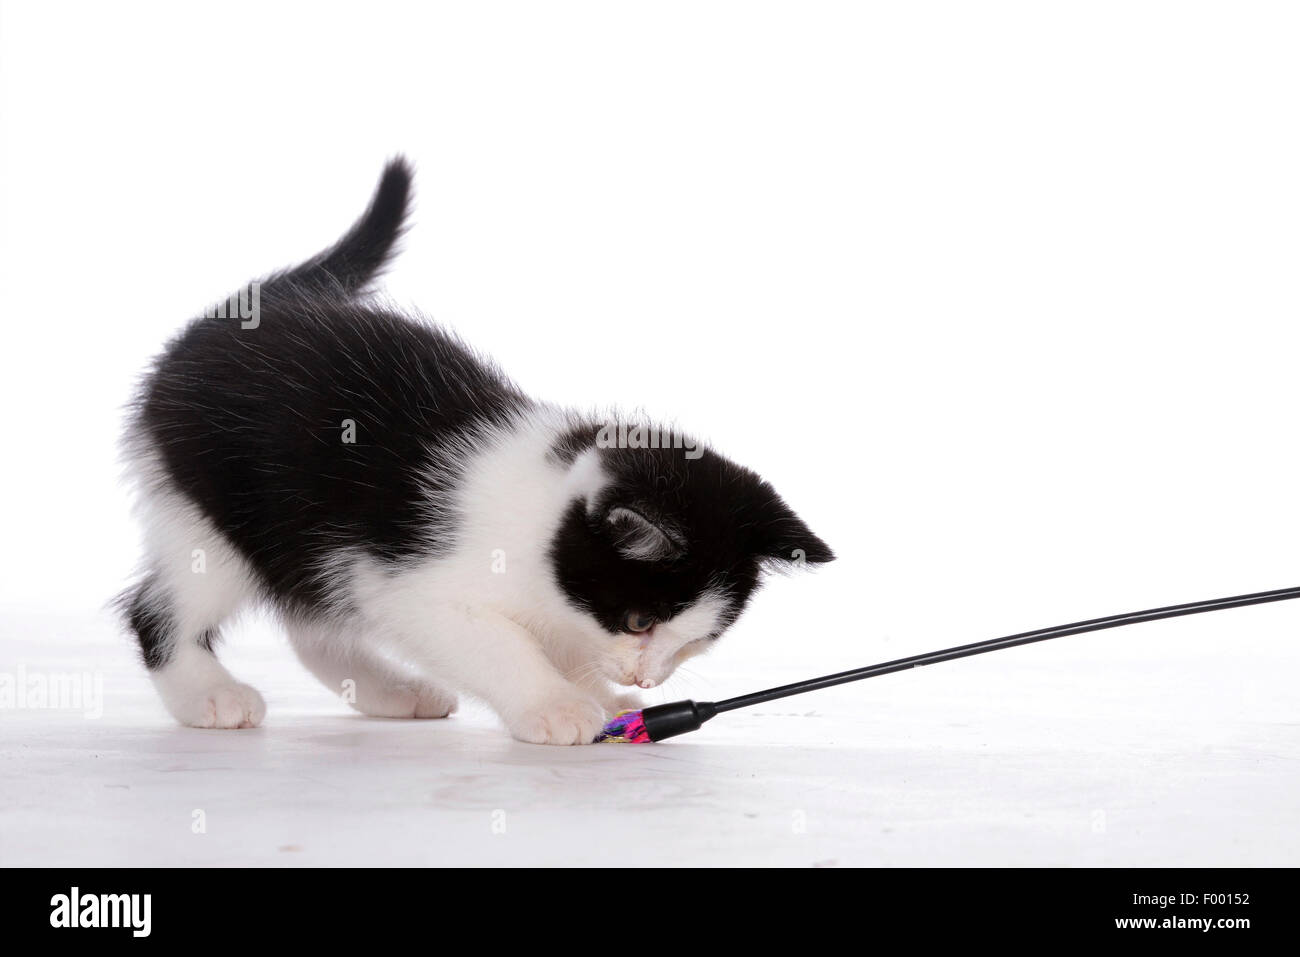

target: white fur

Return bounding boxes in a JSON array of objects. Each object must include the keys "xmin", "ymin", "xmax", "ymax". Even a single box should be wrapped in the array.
[{"xmin": 125, "ymin": 406, "xmax": 727, "ymax": 744}]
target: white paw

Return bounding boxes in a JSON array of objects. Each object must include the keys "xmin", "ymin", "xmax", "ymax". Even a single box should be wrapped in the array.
[
  {"xmin": 350, "ymin": 683, "xmax": 457, "ymax": 719},
  {"xmin": 185, "ymin": 682, "xmax": 266, "ymax": 729},
  {"xmin": 507, "ymin": 694, "xmax": 607, "ymax": 746},
  {"xmin": 413, "ymin": 687, "xmax": 458, "ymax": 719},
  {"xmin": 585, "ymin": 684, "xmax": 642, "ymax": 716},
  {"xmin": 609, "ymin": 690, "xmax": 644, "ymax": 714}
]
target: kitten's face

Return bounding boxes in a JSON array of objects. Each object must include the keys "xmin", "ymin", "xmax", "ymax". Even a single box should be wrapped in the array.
[{"xmin": 548, "ymin": 438, "xmax": 833, "ymax": 688}]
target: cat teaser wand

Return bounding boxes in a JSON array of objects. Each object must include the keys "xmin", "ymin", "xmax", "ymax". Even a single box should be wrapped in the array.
[{"xmin": 594, "ymin": 585, "xmax": 1300, "ymax": 743}]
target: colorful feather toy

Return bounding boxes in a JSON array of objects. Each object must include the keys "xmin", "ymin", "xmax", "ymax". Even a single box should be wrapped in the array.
[{"xmin": 593, "ymin": 709, "xmax": 651, "ymax": 744}]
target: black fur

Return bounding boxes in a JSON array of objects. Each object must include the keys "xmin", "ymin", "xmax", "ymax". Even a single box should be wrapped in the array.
[
  {"xmin": 130, "ymin": 159, "xmax": 530, "ymax": 621},
  {"xmin": 124, "ymin": 574, "xmax": 174, "ymax": 670},
  {"xmin": 266, "ymin": 157, "xmax": 414, "ymax": 297},
  {"xmin": 548, "ymin": 435, "xmax": 834, "ymax": 636}
]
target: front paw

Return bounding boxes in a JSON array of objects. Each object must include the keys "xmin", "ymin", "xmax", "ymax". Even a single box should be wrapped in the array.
[
  {"xmin": 507, "ymin": 694, "xmax": 607, "ymax": 746},
  {"xmin": 174, "ymin": 681, "xmax": 266, "ymax": 729},
  {"xmin": 609, "ymin": 690, "xmax": 644, "ymax": 714},
  {"xmin": 587, "ymin": 686, "xmax": 643, "ymax": 716}
]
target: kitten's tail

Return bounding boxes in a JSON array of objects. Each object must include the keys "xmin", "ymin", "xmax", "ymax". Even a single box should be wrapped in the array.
[{"xmin": 264, "ymin": 157, "xmax": 414, "ymax": 299}]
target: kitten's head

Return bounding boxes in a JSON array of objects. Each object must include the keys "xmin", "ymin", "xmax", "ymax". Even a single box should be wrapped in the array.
[{"xmin": 548, "ymin": 423, "xmax": 833, "ymax": 689}]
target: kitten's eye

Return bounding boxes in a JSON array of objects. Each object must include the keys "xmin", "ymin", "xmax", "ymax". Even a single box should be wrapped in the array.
[{"xmin": 623, "ymin": 611, "xmax": 656, "ymax": 634}]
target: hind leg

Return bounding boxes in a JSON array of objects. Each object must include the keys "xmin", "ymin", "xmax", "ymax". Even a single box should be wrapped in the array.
[
  {"xmin": 124, "ymin": 491, "xmax": 265, "ymax": 729},
  {"xmin": 285, "ymin": 619, "xmax": 457, "ymax": 719},
  {"xmin": 125, "ymin": 571, "xmax": 265, "ymax": 729}
]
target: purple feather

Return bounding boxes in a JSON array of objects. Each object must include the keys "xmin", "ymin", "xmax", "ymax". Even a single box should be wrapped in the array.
[{"xmin": 594, "ymin": 709, "xmax": 652, "ymax": 743}]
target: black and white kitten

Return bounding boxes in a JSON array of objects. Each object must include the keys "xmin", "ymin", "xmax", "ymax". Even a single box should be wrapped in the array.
[{"xmin": 121, "ymin": 159, "xmax": 833, "ymax": 745}]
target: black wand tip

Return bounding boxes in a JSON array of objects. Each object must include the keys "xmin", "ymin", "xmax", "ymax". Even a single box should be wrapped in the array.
[{"xmin": 641, "ymin": 700, "xmax": 717, "ymax": 742}]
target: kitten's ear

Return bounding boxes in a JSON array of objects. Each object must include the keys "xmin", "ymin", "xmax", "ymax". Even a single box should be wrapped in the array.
[
  {"xmin": 604, "ymin": 506, "xmax": 685, "ymax": 562},
  {"xmin": 755, "ymin": 502, "xmax": 835, "ymax": 568}
]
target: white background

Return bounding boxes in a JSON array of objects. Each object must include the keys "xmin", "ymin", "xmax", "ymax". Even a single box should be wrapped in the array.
[{"xmin": 1, "ymin": 1, "xmax": 1297, "ymax": 867}]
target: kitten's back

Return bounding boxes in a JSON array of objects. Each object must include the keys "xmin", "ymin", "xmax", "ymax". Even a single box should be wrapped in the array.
[{"xmin": 130, "ymin": 163, "xmax": 529, "ymax": 611}]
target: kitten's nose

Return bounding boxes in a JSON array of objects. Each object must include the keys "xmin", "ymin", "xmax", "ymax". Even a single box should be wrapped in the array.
[{"xmin": 636, "ymin": 677, "xmax": 657, "ymax": 689}]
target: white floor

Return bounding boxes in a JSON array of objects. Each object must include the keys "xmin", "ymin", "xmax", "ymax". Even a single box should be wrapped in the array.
[{"xmin": 2, "ymin": 604, "xmax": 1297, "ymax": 867}]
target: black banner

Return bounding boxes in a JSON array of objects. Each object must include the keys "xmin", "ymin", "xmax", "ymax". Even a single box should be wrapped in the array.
[{"xmin": 2, "ymin": 867, "xmax": 1281, "ymax": 943}]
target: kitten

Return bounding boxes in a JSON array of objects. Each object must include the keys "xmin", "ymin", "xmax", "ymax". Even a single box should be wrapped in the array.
[{"xmin": 120, "ymin": 159, "xmax": 833, "ymax": 745}]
